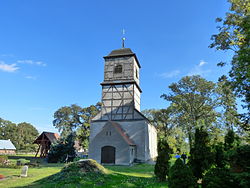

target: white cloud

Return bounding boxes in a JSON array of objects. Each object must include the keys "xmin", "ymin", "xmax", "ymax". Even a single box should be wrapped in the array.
[
  {"xmin": 159, "ymin": 70, "xmax": 181, "ymax": 78},
  {"xmin": 25, "ymin": 75, "xmax": 37, "ymax": 80},
  {"xmin": 198, "ymin": 60, "xmax": 207, "ymax": 67},
  {"xmin": 0, "ymin": 61, "xmax": 19, "ymax": 72},
  {"xmin": 188, "ymin": 60, "xmax": 210, "ymax": 76},
  {"xmin": 1, "ymin": 54, "xmax": 14, "ymax": 57},
  {"xmin": 17, "ymin": 59, "xmax": 46, "ymax": 66}
]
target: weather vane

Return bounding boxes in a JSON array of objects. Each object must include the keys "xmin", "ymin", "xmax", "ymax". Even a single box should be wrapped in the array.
[{"xmin": 122, "ymin": 29, "xmax": 126, "ymax": 48}]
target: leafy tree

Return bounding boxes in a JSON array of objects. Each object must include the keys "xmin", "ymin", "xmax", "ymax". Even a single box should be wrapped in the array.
[
  {"xmin": 76, "ymin": 103, "xmax": 101, "ymax": 148},
  {"xmin": 0, "ymin": 118, "xmax": 19, "ymax": 149},
  {"xmin": 143, "ymin": 109, "xmax": 188, "ymax": 153},
  {"xmin": 210, "ymin": 0, "xmax": 250, "ymax": 128},
  {"xmin": 188, "ymin": 127, "xmax": 213, "ymax": 180},
  {"xmin": 154, "ymin": 138, "xmax": 172, "ymax": 181},
  {"xmin": 16, "ymin": 122, "xmax": 39, "ymax": 152},
  {"xmin": 0, "ymin": 118, "xmax": 38, "ymax": 151},
  {"xmin": 168, "ymin": 158, "xmax": 196, "ymax": 188},
  {"xmin": 48, "ymin": 133, "xmax": 76, "ymax": 163},
  {"xmin": 161, "ymin": 75, "xmax": 217, "ymax": 149},
  {"xmin": 217, "ymin": 76, "xmax": 241, "ymax": 130},
  {"xmin": 53, "ymin": 103, "xmax": 101, "ymax": 148}
]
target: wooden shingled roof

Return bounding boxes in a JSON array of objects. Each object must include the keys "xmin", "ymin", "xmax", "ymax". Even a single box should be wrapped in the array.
[
  {"xmin": 103, "ymin": 48, "xmax": 141, "ymax": 68},
  {"xmin": 33, "ymin": 131, "xmax": 60, "ymax": 144}
]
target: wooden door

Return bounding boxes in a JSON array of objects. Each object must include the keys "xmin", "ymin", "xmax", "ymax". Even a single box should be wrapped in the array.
[{"xmin": 101, "ymin": 146, "xmax": 115, "ymax": 164}]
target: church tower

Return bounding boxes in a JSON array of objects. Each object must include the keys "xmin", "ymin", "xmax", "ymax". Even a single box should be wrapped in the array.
[
  {"xmin": 88, "ymin": 47, "xmax": 157, "ymax": 165},
  {"xmin": 100, "ymin": 48, "xmax": 141, "ymax": 120}
]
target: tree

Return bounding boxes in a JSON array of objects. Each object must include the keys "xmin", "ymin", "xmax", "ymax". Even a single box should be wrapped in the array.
[
  {"xmin": 217, "ymin": 76, "xmax": 241, "ymax": 130},
  {"xmin": 16, "ymin": 122, "xmax": 39, "ymax": 152},
  {"xmin": 188, "ymin": 127, "xmax": 213, "ymax": 180},
  {"xmin": 154, "ymin": 138, "xmax": 172, "ymax": 181},
  {"xmin": 48, "ymin": 133, "xmax": 76, "ymax": 163},
  {"xmin": 142, "ymin": 108, "xmax": 188, "ymax": 153},
  {"xmin": 168, "ymin": 158, "xmax": 196, "ymax": 188},
  {"xmin": 0, "ymin": 118, "xmax": 38, "ymax": 151},
  {"xmin": 213, "ymin": 143, "xmax": 226, "ymax": 168},
  {"xmin": 161, "ymin": 75, "xmax": 218, "ymax": 149},
  {"xmin": 210, "ymin": 0, "xmax": 250, "ymax": 128},
  {"xmin": 53, "ymin": 103, "xmax": 101, "ymax": 148},
  {"xmin": 0, "ymin": 118, "xmax": 18, "ymax": 149},
  {"xmin": 224, "ymin": 129, "xmax": 240, "ymax": 151}
]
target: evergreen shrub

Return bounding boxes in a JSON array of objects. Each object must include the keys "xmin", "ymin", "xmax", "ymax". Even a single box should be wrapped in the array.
[
  {"xmin": 168, "ymin": 158, "xmax": 196, "ymax": 188},
  {"xmin": 154, "ymin": 139, "xmax": 172, "ymax": 181},
  {"xmin": 48, "ymin": 133, "xmax": 76, "ymax": 163},
  {"xmin": 202, "ymin": 167, "xmax": 237, "ymax": 188}
]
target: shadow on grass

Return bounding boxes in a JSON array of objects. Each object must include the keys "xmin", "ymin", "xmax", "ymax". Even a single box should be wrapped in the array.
[{"xmin": 17, "ymin": 170, "xmax": 168, "ymax": 188}]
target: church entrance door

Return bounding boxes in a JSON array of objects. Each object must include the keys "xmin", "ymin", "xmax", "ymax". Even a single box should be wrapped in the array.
[{"xmin": 101, "ymin": 146, "xmax": 115, "ymax": 164}]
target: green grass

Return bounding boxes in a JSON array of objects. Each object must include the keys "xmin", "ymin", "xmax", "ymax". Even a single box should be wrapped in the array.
[
  {"xmin": 0, "ymin": 163, "xmax": 64, "ymax": 188},
  {"xmin": 0, "ymin": 159, "xmax": 168, "ymax": 188}
]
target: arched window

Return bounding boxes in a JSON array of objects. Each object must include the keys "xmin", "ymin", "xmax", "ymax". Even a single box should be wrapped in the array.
[{"xmin": 114, "ymin": 65, "xmax": 122, "ymax": 74}]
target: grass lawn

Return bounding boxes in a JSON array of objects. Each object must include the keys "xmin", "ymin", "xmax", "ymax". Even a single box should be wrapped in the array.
[
  {"xmin": 0, "ymin": 164, "xmax": 64, "ymax": 188},
  {"xmin": 0, "ymin": 156, "xmax": 168, "ymax": 188}
]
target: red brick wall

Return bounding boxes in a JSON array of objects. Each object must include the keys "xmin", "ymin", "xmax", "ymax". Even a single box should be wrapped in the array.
[{"xmin": 0, "ymin": 149, "xmax": 16, "ymax": 155}]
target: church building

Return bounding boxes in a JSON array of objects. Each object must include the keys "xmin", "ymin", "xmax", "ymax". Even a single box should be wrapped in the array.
[{"xmin": 88, "ymin": 47, "xmax": 157, "ymax": 165}]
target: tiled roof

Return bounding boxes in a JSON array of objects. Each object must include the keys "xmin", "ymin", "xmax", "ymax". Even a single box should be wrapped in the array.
[
  {"xmin": 34, "ymin": 131, "xmax": 60, "ymax": 144},
  {"xmin": 109, "ymin": 121, "xmax": 135, "ymax": 146},
  {"xmin": 0, "ymin": 139, "xmax": 16, "ymax": 150},
  {"xmin": 105, "ymin": 48, "xmax": 134, "ymax": 57}
]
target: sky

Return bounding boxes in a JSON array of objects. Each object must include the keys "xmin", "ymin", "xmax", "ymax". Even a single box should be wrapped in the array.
[{"xmin": 0, "ymin": 0, "xmax": 234, "ymax": 133}]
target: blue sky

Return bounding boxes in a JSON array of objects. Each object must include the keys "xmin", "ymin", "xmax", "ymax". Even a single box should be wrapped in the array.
[{"xmin": 0, "ymin": 0, "xmax": 233, "ymax": 133}]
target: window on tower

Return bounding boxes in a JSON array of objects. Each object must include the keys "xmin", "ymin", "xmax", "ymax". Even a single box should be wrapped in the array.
[{"xmin": 114, "ymin": 65, "xmax": 122, "ymax": 74}]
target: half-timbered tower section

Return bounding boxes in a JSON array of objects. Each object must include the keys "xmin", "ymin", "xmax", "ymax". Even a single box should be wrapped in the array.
[{"xmin": 89, "ymin": 48, "xmax": 157, "ymax": 165}]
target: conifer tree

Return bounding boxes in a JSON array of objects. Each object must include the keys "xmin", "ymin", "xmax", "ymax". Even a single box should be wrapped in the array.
[
  {"xmin": 188, "ymin": 127, "xmax": 213, "ymax": 180},
  {"xmin": 154, "ymin": 138, "xmax": 172, "ymax": 181},
  {"xmin": 169, "ymin": 158, "xmax": 196, "ymax": 188}
]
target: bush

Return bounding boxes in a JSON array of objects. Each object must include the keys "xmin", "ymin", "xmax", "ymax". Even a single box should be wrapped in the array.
[
  {"xmin": 168, "ymin": 158, "xmax": 196, "ymax": 188},
  {"xmin": 229, "ymin": 145, "xmax": 250, "ymax": 187},
  {"xmin": 48, "ymin": 133, "xmax": 76, "ymax": 163},
  {"xmin": 16, "ymin": 159, "xmax": 30, "ymax": 166},
  {"xmin": 154, "ymin": 138, "xmax": 172, "ymax": 181},
  {"xmin": 0, "ymin": 155, "xmax": 8, "ymax": 164},
  {"xmin": 229, "ymin": 145, "xmax": 250, "ymax": 172},
  {"xmin": 202, "ymin": 168, "xmax": 237, "ymax": 188},
  {"xmin": 232, "ymin": 171, "xmax": 250, "ymax": 188},
  {"xmin": 213, "ymin": 143, "xmax": 226, "ymax": 168},
  {"xmin": 0, "ymin": 162, "xmax": 19, "ymax": 168},
  {"xmin": 16, "ymin": 158, "xmax": 30, "ymax": 166}
]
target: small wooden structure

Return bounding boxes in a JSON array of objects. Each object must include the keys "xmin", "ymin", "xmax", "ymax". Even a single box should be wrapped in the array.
[{"xmin": 33, "ymin": 132, "xmax": 59, "ymax": 158}]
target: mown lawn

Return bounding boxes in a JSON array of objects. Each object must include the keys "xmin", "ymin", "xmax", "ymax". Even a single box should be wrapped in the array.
[{"xmin": 0, "ymin": 162, "xmax": 168, "ymax": 188}]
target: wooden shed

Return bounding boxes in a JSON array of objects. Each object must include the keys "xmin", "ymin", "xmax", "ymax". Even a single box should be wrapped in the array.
[
  {"xmin": 33, "ymin": 132, "xmax": 60, "ymax": 158},
  {"xmin": 0, "ymin": 139, "xmax": 16, "ymax": 155}
]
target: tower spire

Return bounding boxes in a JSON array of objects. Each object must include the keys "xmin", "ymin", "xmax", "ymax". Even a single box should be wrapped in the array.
[{"xmin": 122, "ymin": 29, "xmax": 125, "ymax": 48}]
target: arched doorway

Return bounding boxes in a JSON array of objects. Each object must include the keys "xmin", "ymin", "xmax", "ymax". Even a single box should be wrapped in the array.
[{"xmin": 101, "ymin": 146, "xmax": 115, "ymax": 164}]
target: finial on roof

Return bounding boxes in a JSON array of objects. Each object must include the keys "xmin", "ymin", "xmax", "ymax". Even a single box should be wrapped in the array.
[{"xmin": 122, "ymin": 29, "xmax": 126, "ymax": 48}]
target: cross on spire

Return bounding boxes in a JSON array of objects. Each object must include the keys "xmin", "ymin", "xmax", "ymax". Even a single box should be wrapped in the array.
[{"xmin": 122, "ymin": 29, "xmax": 126, "ymax": 48}]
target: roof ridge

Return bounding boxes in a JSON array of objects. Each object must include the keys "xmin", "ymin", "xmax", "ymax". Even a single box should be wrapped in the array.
[{"xmin": 109, "ymin": 121, "xmax": 135, "ymax": 146}]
